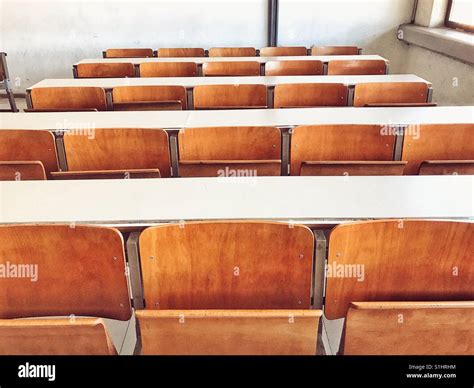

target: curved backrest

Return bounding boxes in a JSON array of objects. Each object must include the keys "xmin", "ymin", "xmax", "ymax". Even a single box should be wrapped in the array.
[
  {"xmin": 112, "ymin": 85, "xmax": 187, "ymax": 109},
  {"xmin": 31, "ymin": 87, "xmax": 107, "ymax": 111},
  {"xmin": 139, "ymin": 62, "xmax": 198, "ymax": 77},
  {"xmin": 0, "ymin": 161, "xmax": 46, "ymax": 181},
  {"xmin": 265, "ymin": 60, "xmax": 323, "ymax": 76},
  {"xmin": 325, "ymin": 220, "xmax": 474, "ymax": 319},
  {"xmin": 0, "ymin": 224, "xmax": 132, "ymax": 320},
  {"xmin": 202, "ymin": 61, "xmax": 260, "ymax": 76},
  {"xmin": 0, "ymin": 130, "xmax": 58, "ymax": 177},
  {"xmin": 311, "ymin": 46, "xmax": 359, "ymax": 55},
  {"xmin": 158, "ymin": 48, "xmax": 205, "ymax": 57},
  {"xmin": 274, "ymin": 83, "xmax": 348, "ymax": 108},
  {"xmin": 105, "ymin": 48, "xmax": 153, "ymax": 58},
  {"xmin": 343, "ymin": 302, "xmax": 474, "ymax": 355},
  {"xmin": 209, "ymin": 47, "xmax": 256, "ymax": 57},
  {"xmin": 354, "ymin": 82, "xmax": 429, "ymax": 107},
  {"xmin": 260, "ymin": 46, "xmax": 308, "ymax": 56},
  {"xmin": 300, "ymin": 161, "xmax": 406, "ymax": 176},
  {"xmin": 402, "ymin": 124, "xmax": 474, "ymax": 175},
  {"xmin": 139, "ymin": 221, "xmax": 314, "ymax": 309},
  {"xmin": 76, "ymin": 63, "xmax": 134, "ymax": 78},
  {"xmin": 62, "ymin": 128, "xmax": 171, "ymax": 177},
  {"xmin": 290, "ymin": 125, "xmax": 396, "ymax": 175},
  {"xmin": 418, "ymin": 160, "xmax": 474, "ymax": 175},
  {"xmin": 328, "ymin": 60, "xmax": 386, "ymax": 75},
  {"xmin": 193, "ymin": 84, "xmax": 267, "ymax": 109}
]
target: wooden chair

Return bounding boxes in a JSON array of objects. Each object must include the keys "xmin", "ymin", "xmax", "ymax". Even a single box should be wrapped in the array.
[
  {"xmin": 274, "ymin": 83, "xmax": 348, "ymax": 108},
  {"xmin": 112, "ymin": 85, "xmax": 187, "ymax": 110},
  {"xmin": 260, "ymin": 46, "xmax": 308, "ymax": 56},
  {"xmin": 265, "ymin": 60, "xmax": 323, "ymax": 76},
  {"xmin": 353, "ymin": 82, "xmax": 429, "ymax": 107},
  {"xmin": 202, "ymin": 61, "xmax": 260, "ymax": 77},
  {"xmin": 193, "ymin": 84, "xmax": 267, "ymax": 110},
  {"xmin": 342, "ymin": 301, "xmax": 474, "ymax": 355},
  {"xmin": 328, "ymin": 60, "xmax": 386, "ymax": 75},
  {"xmin": 76, "ymin": 63, "xmax": 135, "ymax": 78},
  {"xmin": 290, "ymin": 125, "xmax": 398, "ymax": 175},
  {"xmin": 311, "ymin": 46, "xmax": 359, "ymax": 55},
  {"xmin": 30, "ymin": 87, "xmax": 107, "ymax": 111},
  {"xmin": 104, "ymin": 48, "xmax": 154, "ymax": 58},
  {"xmin": 178, "ymin": 126, "xmax": 281, "ymax": 177},
  {"xmin": 158, "ymin": 48, "xmax": 205, "ymax": 57},
  {"xmin": 418, "ymin": 160, "xmax": 474, "ymax": 175},
  {"xmin": 402, "ymin": 124, "xmax": 474, "ymax": 175},
  {"xmin": 209, "ymin": 47, "xmax": 256, "ymax": 57},
  {"xmin": 325, "ymin": 220, "xmax": 474, "ymax": 320},
  {"xmin": 0, "ymin": 130, "xmax": 58, "ymax": 178},
  {"xmin": 139, "ymin": 62, "xmax": 198, "ymax": 77},
  {"xmin": 51, "ymin": 128, "xmax": 171, "ymax": 179}
]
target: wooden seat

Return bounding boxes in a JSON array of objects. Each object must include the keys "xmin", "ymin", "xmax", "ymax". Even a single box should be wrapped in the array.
[
  {"xmin": 178, "ymin": 126, "xmax": 281, "ymax": 177},
  {"xmin": 105, "ymin": 48, "xmax": 154, "ymax": 58},
  {"xmin": 139, "ymin": 62, "xmax": 198, "ymax": 77},
  {"xmin": 193, "ymin": 84, "xmax": 267, "ymax": 110},
  {"xmin": 311, "ymin": 46, "xmax": 359, "ymax": 55},
  {"xmin": 342, "ymin": 302, "xmax": 474, "ymax": 355},
  {"xmin": 76, "ymin": 63, "xmax": 135, "ymax": 78},
  {"xmin": 325, "ymin": 220, "xmax": 474, "ymax": 319},
  {"xmin": 202, "ymin": 61, "xmax": 260, "ymax": 76},
  {"xmin": 30, "ymin": 87, "xmax": 107, "ymax": 111},
  {"xmin": 157, "ymin": 48, "xmax": 205, "ymax": 58},
  {"xmin": 208, "ymin": 47, "xmax": 256, "ymax": 57},
  {"xmin": 265, "ymin": 60, "xmax": 323, "ymax": 76},
  {"xmin": 290, "ymin": 125, "xmax": 397, "ymax": 175},
  {"xmin": 0, "ymin": 161, "xmax": 46, "ymax": 181},
  {"xmin": 353, "ymin": 82, "xmax": 429, "ymax": 107},
  {"xmin": 328, "ymin": 60, "xmax": 386, "ymax": 75},
  {"xmin": 112, "ymin": 85, "xmax": 187, "ymax": 110},
  {"xmin": 402, "ymin": 124, "xmax": 474, "ymax": 175},
  {"xmin": 260, "ymin": 46, "xmax": 308, "ymax": 56},
  {"xmin": 300, "ymin": 161, "xmax": 407, "ymax": 176},
  {"xmin": 0, "ymin": 318, "xmax": 117, "ymax": 355},
  {"xmin": 0, "ymin": 130, "xmax": 58, "ymax": 178},
  {"xmin": 274, "ymin": 83, "xmax": 348, "ymax": 108},
  {"xmin": 418, "ymin": 160, "xmax": 474, "ymax": 175}
]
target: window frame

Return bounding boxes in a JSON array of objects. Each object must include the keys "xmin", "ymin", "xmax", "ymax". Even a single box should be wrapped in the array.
[{"xmin": 445, "ymin": 0, "xmax": 474, "ymax": 33}]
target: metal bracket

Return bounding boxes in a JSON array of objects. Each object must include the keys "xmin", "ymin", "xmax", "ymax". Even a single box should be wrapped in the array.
[
  {"xmin": 126, "ymin": 231, "xmax": 145, "ymax": 310},
  {"xmin": 312, "ymin": 229, "xmax": 327, "ymax": 309}
]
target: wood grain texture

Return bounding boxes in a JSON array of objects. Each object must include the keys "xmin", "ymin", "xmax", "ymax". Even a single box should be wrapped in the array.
[
  {"xmin": 343, "ymin": 301, "xmax": 474, "ymax": 355},
  {"xmin": 139, "ymin": 221, "xmax": 314, "ymax": 309},
  {"xmin": 158, "ymin": 48, "xmax": 205, "ymax": 57},
  {"xmin": 51, "ymin": 168, "xmax": 161, "ymax": 180},
  {"xmin": 31, "ymin": 87, "xmax": 107, "ymax": 111},
  {"xmin": 112, "ymin": 85, "xmax": 187, "ymax": 109},
  {"xmin": 290, "ymin": 125, "xmax": 396, "ymax": 175},
  {"xmin": 136, "ymin": 310, "xmax": 321, "ymax": 355},
  {"xmin": 418, "ymin": 160, "xmax": 474, "ymax": 175},
  {"xmin": 193, "ymin": 84, "xmax": 267, "ymax": 109},
  {"xmin": 76, "ymin": 63, "xmax": 135, "ymax": 78},
  {"xmin": 325, "ymin": 220, "xmax": 474, "ymax": 319},
  {"xmin": 209, "ymin": 47, "xmax": 256, "ymax": 57},
  {"xmin": 402, "ymin": 124, "xmax": 474, "ymax": 175},
  {"xmin": 202, "ymin": 61, "xmax": 260, "ymax": 76},
  {"xmin": 274, "ymin": 83, "xmax": 348, "ymax": 108},
  {"xmin": 311, "ymin": 46, "xmax": 359, "ymax": 55},
  {"xmin": 139, "ymin": 62, "xmax": 198, "ymax": 77},
  {"xmin": 0, "ymin": 225, "xmax": 132, "ymax": 320},
  {"xmin": 105, "ymin": 48, "xmax": 154, "ymax": 58},
  {"xmin": 265, "ymin": 60, "xmax": 324, "ymax": 76},
  {"xmin": 0, "ymin": 161, "xmax": 46, "ymax": 181},
  {"xmin": 260, "ymin": 47, "xmax": 308, "ymax": 56},
  {"xmin": 112, "ymin": 101, "xmax": 183, "ymax": 111},
  {"xmin": 354, "ymin": 82, "xmax": 428, "ymax": 107},
  {"xmin": 328, "ymin": 60, "xmax": 386, "ymax": 75},
  {"xmin": 179, "ymin": 160, "xmax": 281, "ymax": 177},
  {"xmin": 63, "ymin": 128, "xmax": 171, "ymax": 177},
  {"xmin": 300, "ymin": 161, "xmax": 406, "ymax": 176},
  {"xmin": 0, "ymin": 318, "xmax": 117, "ymax": 355}
]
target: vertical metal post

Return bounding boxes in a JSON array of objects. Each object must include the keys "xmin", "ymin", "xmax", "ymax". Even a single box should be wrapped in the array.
[
  {"xmin": 126, "ymin": 232, "xmax": 145, "ymax": 310},
  {"xmin": 312, "ymin": 230, "xmax": 327, "ymax": 309},
  {"xmin": 268, "ymin": 0, "xmax": 279, "ymax": 47}
]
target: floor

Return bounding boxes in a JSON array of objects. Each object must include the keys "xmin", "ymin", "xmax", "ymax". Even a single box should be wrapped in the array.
[{"xmin": 0, "ymin": 95, "xmax": 27, "ymax": 111}]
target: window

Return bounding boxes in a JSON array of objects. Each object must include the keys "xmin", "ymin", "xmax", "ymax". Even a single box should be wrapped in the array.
[{"xmin": 445, "ymin": 0, "xmax": 474, "ymax": 33}]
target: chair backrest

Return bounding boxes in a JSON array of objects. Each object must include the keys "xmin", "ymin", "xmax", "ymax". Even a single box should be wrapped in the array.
[
  {"xmin": 402, "ymin": 124, "xmax": 474, "ymax": 175},
  {"xmin": 311, "ymin": 46, "xmax": 359, "ymax": 55},
  {"xmin": 158, "ymin": 48, "xmax": 205, "ymax": 57},
  {"xmin": 139, "ymin": 221, "xmax": 314, "ymax": 309},
  {"xmin": 353, "ymin": 82, "xmax": 429, "ymax": 107},
  {"xmin": 136, "ymin": 310, "xmax": 321, "ymax": 355},
  {"xmin": 193, "ymin": 84, "xmax": 267, "ymax": 109},
  {"xmin": 260, "ymin": 46, "xmax": 308, "ymax": 56},
  {"xmin": 325, "ymin": 220, "xmax": 474, "ymax": 319},
  {"xmin": 418, "ymin": 160, "xmax": 474, "ymax": 175},
  {"xmin": 274, "ymin": 83, "xmax": 348, "ymax": 108},
  {"xmin": 112, "ymin": 85, "xmax": 187, "ymax": 110},
  {"xmin": 0, "ymin": 161, "xmax": 46, "ymax": 181},
  {"xmin": 139, "ymin": 62, "xmax": 198, "ymax": 77},
  {"xmin": 30, "ymin": 87, "xmax": 107, "ymax": 111},
  {"xmin": 290, "ymin": 125, "xmax": 396, "ymax": 175},
  {"xmin": 342, "ymin": 302, "xmax": 474, "ymax": 355},
  {"xmin": 76, "ymin": 63, "xmax": 135, "ymax": 78},
  {"xmin": 0, "ymin": 130, "xmax": 58, "ymax": 177},
  {"xmin": 328, "ymin": 60, "xmax": 386, "ymax": 75},
  {"xmin": 209, "ymin": 47, "xmax": 256, "ymax": 57},
  {"xmin": 202, "ymin": 61, "xmax": 260, "ymax": 76},
  {"xmin": 0, "ymin": 224, "xmax": 132, "ymax": 320},
  {"xmin": 61, "ymin": 128, "xmax": 171, "ymax": 178},
  {"xmin": 178, "ymin": 126, "xmax": 281, "ymax": 177},
  {"xmin": 0, "ymin": 318, "xmax": 117, "ymax": 355},
  {"xmin": 105, "ymin": 48, "xmax": 153, "ymax": 58},
  {"xmin": 265, "ymin": 60, "xmax": 323, "ymax": 76},
  {"xmin": 300, "ymin": 161, "xmax": 406, "ymax": 176},
  {"xmin": 0, "ymin": 56, "xmax": 5, "ymax": 81}
]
